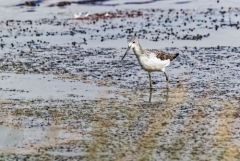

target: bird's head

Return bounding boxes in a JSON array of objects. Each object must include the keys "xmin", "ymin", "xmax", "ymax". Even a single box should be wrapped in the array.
[{"xmin": 121, "ymin": 36, "xmax": 139, "ymax": 61}]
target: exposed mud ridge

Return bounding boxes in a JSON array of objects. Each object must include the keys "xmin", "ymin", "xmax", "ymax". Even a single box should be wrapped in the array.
[
  {"xmin": 16, "ymin": 0, "xmax": 43, "ymax": 7},
  {"xmin": 48, "ymin": 0, "xmax": 163, "ymax": 7},
  {"xmin": 74, "ymin": 10, "xmax": 143, "ymax": 21},
  {"xmin": 17, "ymin": 0, "xmax": 164, "ymax": 8}
]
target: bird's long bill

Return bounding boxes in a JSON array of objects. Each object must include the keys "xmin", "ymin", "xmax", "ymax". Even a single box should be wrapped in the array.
[{"xmin": 121, "ymin": 47, "xmax": 130, "ymax": 61}]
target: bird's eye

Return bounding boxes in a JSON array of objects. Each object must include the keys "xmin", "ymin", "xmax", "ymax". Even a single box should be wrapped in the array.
[{"xmin": 132, "ymin": 41, "xmax": 135, "ymax": 43}]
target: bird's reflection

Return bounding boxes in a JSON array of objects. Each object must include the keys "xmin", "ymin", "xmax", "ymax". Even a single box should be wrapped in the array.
[{"xmin": 148, "ymin": 85, "xmax": 169, "ymax": 103}]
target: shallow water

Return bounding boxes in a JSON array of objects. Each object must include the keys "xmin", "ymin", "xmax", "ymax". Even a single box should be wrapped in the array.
[
  {"xmin": 0, "ymin": 73, "xmax": 116, "ymax": 100},
  {"xmin": 0, "ymin": 0, "xmax": 239, "ymax": 160}
]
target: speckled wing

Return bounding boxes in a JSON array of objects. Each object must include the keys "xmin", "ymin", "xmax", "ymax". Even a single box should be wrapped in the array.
[{"xmin": 145, "ymin": 49, "xmax": 179, "ymax": 61}]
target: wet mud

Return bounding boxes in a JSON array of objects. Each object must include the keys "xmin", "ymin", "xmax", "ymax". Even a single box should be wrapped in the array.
[{"xmin": 0, "ymin": 0, "xmax": 240, "ymax": 160}]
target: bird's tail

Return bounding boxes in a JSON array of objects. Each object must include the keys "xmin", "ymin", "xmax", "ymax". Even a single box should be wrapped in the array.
[{"xmin": 170, "ymin": 53, "xmax": 179, "ymax": 61}]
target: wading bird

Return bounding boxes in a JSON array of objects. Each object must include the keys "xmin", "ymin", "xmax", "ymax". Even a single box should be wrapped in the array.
[{"xmin": 122, "ymin": 37, "xmax": 179, "ymax": 89}]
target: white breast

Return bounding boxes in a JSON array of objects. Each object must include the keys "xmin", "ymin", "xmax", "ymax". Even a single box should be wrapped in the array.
[{"xmin": 138, "ymin": 54, "xmax": 170, "ymax": 72}]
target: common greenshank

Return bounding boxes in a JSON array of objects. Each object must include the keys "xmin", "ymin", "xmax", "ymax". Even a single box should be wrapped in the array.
[{"xmin": 122, "ymin": 36, "xmax": 179, "ymax": 88}]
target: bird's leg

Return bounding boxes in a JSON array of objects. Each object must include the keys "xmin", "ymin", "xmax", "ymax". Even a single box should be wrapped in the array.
[
  {"xmin": 148, "ymin": 72, "xmax": 153, "ymax": 89},
  {"xmin": 149, "ymin": 87, "xmax": 153, "ymax": 103},
  {"xmin": 164, "ymin": 72, "xmax": 169, "ymax": 82}
]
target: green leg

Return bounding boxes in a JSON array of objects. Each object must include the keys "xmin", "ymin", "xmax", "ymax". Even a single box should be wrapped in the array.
[
  {"xmin": 148, "ymin": 72, "xmax": 153, "ymax": 89},
  {"xmin": 149, "ymin": 87, "xmax": 153, "ymax": 103}
]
